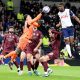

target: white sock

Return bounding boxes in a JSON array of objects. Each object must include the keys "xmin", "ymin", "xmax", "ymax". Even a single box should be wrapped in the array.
[
  {"xmin": 44, "ymin": 72, "xmax": 48, "ymax": 74},
  {"xmin": 18, "ymin": 67, "xmax": 20, "ymax": 71},
  {"xmin": 34, "ymin": 69, "xmax": 37, "ymax": 71},
  {"xmin": 66, "ymin": 44, "xmax": 72, "ymax": 57},
  {"xmin": 18, "ymin": 70, "xmax": 23, "ymax": 75},
  {"xmin": 47, "ymin": 68, "xmax": 51, "ymax": 71},
  {"xmin": 21, "ymin": 70, "xmax": 23, "ymax": 73}
]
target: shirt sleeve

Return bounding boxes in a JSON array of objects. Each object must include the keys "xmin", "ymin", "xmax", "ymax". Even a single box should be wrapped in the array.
[{"xmin": 70, "ymin": 10, "xmax": 75, "ymax": 17}]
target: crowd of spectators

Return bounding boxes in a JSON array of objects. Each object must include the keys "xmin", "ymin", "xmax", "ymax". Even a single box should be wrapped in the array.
[{"xmin": 0, "ymin": 0, "xmax": 80, "ymax": 33}]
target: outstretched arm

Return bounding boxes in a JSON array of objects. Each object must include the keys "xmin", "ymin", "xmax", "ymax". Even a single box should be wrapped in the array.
[
  {"xmin": 32, "ymin": 22, "xmax": 40, "ymax": 28},
  {"xmin": 70, "ymin": 10, "xmax": 80, "ymax": 24},
  {"xmin": 23, "ymin": 21, "xmax": 28, "ymax": 33},
  {"xmin": 72, "ymin": 16, "xmax": 80, "ymax": 24},
  {"xmin": 30, "ymin": 13, "xmax": 42, "ymax": 24}
]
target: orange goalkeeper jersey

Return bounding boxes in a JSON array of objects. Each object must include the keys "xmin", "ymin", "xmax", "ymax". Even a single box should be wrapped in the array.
[{"xmin": 17, "ymin": 13, "xmax": 42, "ymax": 50}]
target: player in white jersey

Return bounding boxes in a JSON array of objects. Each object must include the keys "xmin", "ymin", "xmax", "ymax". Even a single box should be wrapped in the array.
[{"xmin": 56, "ymin": 3, "xmax": 80, "ymax": 58}]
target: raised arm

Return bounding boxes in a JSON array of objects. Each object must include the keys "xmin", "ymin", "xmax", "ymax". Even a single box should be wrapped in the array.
[
  {"xmin": 72, "ymin": 16, "xmax": 80, "ymax": 24},
  {"xmin": 23, "ymin": 21, "xmax": 28, "ymax": 33},
  {"xmin": 30, "ymin": 13, "xmax": 42, "ymax": 24},
  {"xmin": 70, "ymin": 10, "xmax": 80, "ymax": 24},
  {"xmin": 32, "ymin": 22, "xmax": 40, "ymax": 28}
]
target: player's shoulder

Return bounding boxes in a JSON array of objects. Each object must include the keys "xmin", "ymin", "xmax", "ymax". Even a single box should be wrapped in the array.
[
  {"xmin": 13, "ymin": 34, "xmax": 16, "ymax": 37},
  {"xmin": 58, "ymin": 11, "xmax": 62, "ymax": 15},
  {"xmin": 58, "ymin": 11, "xmax": 60, "ymax": 15},
  {"xmin": 65, "ymin": 9, "xmax": 70, "ymax": 12},
  {"xmin": 13, "ymin": 34, "xmax": 17, "ymax": 37},
  {"xmin": 58, "ymin": 9, "xmax": 70, "ymax": 14},
  {"xmin": 4, "ymin": 34, "xmax": 8, "ymax": 37}
]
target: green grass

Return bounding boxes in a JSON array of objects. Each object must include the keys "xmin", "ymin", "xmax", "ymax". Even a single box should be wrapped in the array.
[{"xmin": 0, "ymin": 65, "xmax": 80, "ymax": 80}]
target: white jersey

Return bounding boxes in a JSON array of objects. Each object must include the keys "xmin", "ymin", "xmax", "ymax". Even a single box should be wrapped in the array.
[{"xmin": 58, "ymin": 9, "xmax": 73, "ymax": 28}]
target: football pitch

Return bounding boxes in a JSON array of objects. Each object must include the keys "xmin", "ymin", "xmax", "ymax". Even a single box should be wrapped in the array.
[{"xmin": 0, "ymin": 65, "xmax": 80, "ymax": 80}]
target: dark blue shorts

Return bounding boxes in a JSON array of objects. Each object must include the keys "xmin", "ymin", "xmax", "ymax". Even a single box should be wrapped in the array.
[{"xmin": 62, "ymin": 26, "xmax": 74, "ymax": 39}]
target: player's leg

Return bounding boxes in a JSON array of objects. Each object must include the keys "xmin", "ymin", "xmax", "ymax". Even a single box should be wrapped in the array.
[
  {"xmin": 13, "ymin": 60, "xmax": 20, "ymax": 71},
  {"xmin": 33, "ymin": 53, "xmax": 40, "ymax": 76},
  {"xmin": 34, "ymin": 53, "xmax": 40, "ymax": 70},
  {"xmin": 53, "ymin": 49, "xmax": 64, "ymax": 66},
  {"xmin": 1, "ymin": 51, "xmax": 7, "ymax": 64},
  {"xmin": 0, "ymin": 54, "xmax": 4, "ymax": 64},
  {"xmin": 40, "ymin": 56, "xmax": 49, "ymax": 77},
  {"xmin": 6, "ymin": 39, "xmax": 30, "ymax": 61},
  {"xmin": 40, "ymin": 53, "xmax": 53, "ymax": 77},
  {"xmin": 2, "ymin": 50, "xmax": 20, "ymax": 70},
  {"xmin": 4, "ymin": 48, "xmax": 21, "ymax": 61},
  {"xmin": 69, "ymin": 27, "xmax": 75, "ymax": 57},
  {"xmin": 8, "ymin": 58, "xmax": 20, "ymax": 71},
  {"xmin": 27, "ymin": 53, "xmax": 33, "ymax": 75},
  {"xmin": 62, "ymin": 28, "xmax": 72, "ymax": 58},
  {"xmin": 9, "ymin": 38, "xmax": 32, "ymax": 61},
  {"xmin": 0, "ymin": 48, "xmax": 21, "ymax": 64},
  {"xmin": 4, "ymin": 51, "xmax": 17, "ymax": 60},
  {"xmin": 8, "ymin": 54, "xmax": 19, "ymax": 70},
  {"xmin": 18, "ymin": 51, "xmax": 26, "ymax": 75}
]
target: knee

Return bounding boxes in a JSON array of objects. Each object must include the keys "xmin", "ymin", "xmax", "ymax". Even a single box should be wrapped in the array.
[
  {"xmin": 64, "ymin": 39, "xmax": 70, "ymax": 44},
  {"xmin": 27, "ymin": 54, "xmax": 32, "ymax": 61},
  {"xmin": 40, "ymin": 56, "xmax": 46, "ymax": 62},
  {"xmin": 20, "ymin": 52, "xmax": 26, "ymax": 61},
  {"xmin": 15, "ymin": 48, "xmax": 22, "ymax": 54},
  {"xmin": 20, "ymin": 56, "xmax": 24, "ymax": 62},
  {"xmin": 35, "ymin": 54, "xmax": 40, "ymax": 60}
]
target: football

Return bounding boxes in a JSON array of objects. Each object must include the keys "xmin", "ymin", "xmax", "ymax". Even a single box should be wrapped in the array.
[{"xmin": 42, "ymin": 6, "xmax": 50, "ymax": 13}]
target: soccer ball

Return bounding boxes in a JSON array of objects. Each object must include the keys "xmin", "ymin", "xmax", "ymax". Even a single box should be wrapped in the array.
[{"xmin": 42, "ymin": 6, "xmax": 50, "ymax": 13}]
